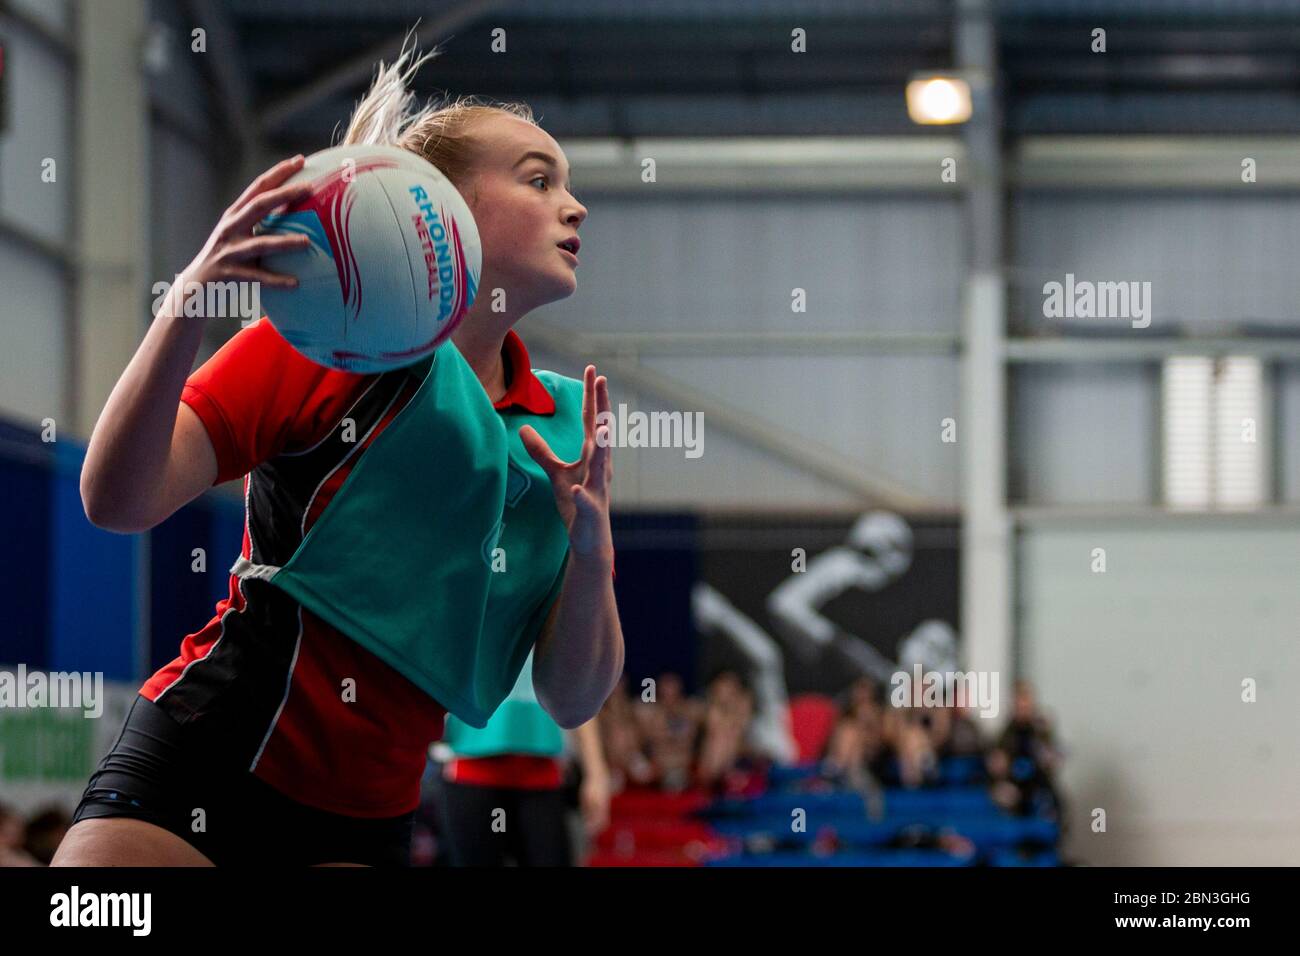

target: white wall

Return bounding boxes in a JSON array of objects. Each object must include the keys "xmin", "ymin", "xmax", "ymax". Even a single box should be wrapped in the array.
[{"xmin": 1019, "ymin": 516, "xmax": 1300, "ymax": 865}]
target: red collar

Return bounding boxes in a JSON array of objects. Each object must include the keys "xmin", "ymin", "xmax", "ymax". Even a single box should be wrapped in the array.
[{"xmin": 493, "ymin": 329, "xmax": 556, "ymax": 415}]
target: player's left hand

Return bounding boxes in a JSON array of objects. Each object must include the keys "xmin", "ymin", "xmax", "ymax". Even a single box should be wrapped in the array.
[{"xmin": 519, "ymin": 365, "xmax": 613, "ymax": 561}]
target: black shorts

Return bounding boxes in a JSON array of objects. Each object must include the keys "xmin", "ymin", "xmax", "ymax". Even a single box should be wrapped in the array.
[
  {"xmin": 71, "ymin": 694, "xmax": 414, "ymax": 866},
  {"xmin": 437, "ymin": 778, "xmax": 572, "ymax": 867}
]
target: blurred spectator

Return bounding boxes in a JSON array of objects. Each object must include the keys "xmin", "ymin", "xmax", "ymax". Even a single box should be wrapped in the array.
[
  {"xmin": 695, "ymin": 671, "xmax": 764, "ymax": 794},
  {"xmin": 888, "ymin": 708, "xmax": 941, "ymax": 789},
  {"xmin": 940, "ymin": 701, "xmax": 984, "ymax": 758},
  {"xmin": 574, "ymin": 718, "xmax": 612, "ymax": 839},
  {"xmin": 591, "ymin": 668, "xmax": 1067, "ymax": 867},
  {"xmin": 636, "ymin": 672, "xmax": 702, "ymax": 791},
  {"xmin": 598, "ymin": 676, "xmax": 655, "ymax": 791},
  {"xmin": 0, "ymin": 803, "xmax": 40, "ymax": 867},
  {"xmin": 840, "ymin": 676, "xmax": 877, "ymax": 718},
  {"xmin": 998, "ymin": 680, "xmax": 1061, "ymax": 772},
  {"xmin": 876, "ymin": 681, "xmax": 988, "ymax": 788},
  {"xmin": 823, "ymin": 678, "xmax": 887, "ymax": 781},
  {"xmin": 987, "ymin": 748, "xmax": 1021, "ymax": 811},
  {"xmin": 987, "ymin": 680, "xmax": 1064, "ymax": 820}
]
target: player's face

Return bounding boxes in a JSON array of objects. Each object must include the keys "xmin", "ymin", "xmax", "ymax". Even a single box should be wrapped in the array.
[{"xmin": 465, "ymin": 114, "xmax": 587, "ymax": 313}]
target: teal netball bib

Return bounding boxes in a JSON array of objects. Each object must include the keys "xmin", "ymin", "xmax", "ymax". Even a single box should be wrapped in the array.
[
  {"xmin": 442, "ymin": 649, "xmax": 565, "ymax": 757},
  {"xmin": 233, "ymin": 341, "xmax": 584, "ymax": 728}
]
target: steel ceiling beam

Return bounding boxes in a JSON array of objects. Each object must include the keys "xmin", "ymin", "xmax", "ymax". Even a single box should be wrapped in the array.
[{"xmin": 257, "ymin": 0, "xmax": 506, "ymax": 135}]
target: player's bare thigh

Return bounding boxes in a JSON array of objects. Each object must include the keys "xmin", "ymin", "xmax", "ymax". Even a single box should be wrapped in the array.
[
  {"xmin": 53, "ymin": 816, "xmax": 376, "ymax": 866},
  {"xmin": 51, "ymin": 817, "xmax": 214, "ymax": 867}
]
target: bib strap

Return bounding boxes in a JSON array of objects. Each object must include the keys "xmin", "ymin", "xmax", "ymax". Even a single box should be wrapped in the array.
[{"xmin": 230, "ymin": 555, "xmax": 282, "ymax": 583}]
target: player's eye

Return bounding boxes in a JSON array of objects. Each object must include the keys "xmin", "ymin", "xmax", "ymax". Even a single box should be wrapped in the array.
[{"xmin": 530, "ymin": 175, "xmax": 549, "ymax": 190}]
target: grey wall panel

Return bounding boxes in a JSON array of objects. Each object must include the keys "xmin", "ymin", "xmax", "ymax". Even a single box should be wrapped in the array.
[
  {"xmin": 530, "ymin": 344, "xmax": 865, "ymax": 509},
  {"xmin": 144, "ymin": 0, "xmax": 229, "ymax": 363},
  {"xmin": 628, "ymin": 405, "xmax": 863, "ymax": 510},
  {"xmin": 8, "ymin": 0, "xmax": 70, "ymax": 36},
  {"xmin": 522, "ymin": 193, "xmax": 962, "ymax": 508},
  {"xmin": 1013, "ymin": 193, "xmax": 1300, "ymax": 332},
  {"xmin": 148, "ymin": 122, "xmax": 224, "ymax": 361},
  {"xmin": 145, "ymin": 0, "xmax": 217, "ymax": 129},
  {"xmin": 0, "ymin": 234, "xmax": 66, "ymax": 426},
  {"xmin": 546, "ymin": 194, "xmax": 963, "ymax": 336},
  {"xmin": 1020, "ymin": 520, "xmax": 1300, "ymax": 864},
  {"xmin": 0, "ymin": 21, "xmax": 73, "ymax": 247},
  {"xmin": 527, "ymin": 343, "xmax": 959, "ymax": 508},
  {"xmin": 1010, "ymin": 363, "xmax": 1156, "ymax": 506},
  {"xmin": 148, "ymin": 124, "xmax": 221, "ymax": 286}
]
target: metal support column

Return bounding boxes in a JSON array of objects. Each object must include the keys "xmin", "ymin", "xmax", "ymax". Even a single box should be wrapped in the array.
[
  {"xmin": 74, "ymin": 0, "xmax": 150, "ymax": 677},
  {"xmin": 956, "ymin": 0, "xmax": 1014, "ymax": 707}
]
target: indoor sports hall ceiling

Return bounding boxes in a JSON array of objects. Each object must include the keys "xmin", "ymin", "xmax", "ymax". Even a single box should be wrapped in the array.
[{"xmin": 214, "ymin": 0, "xmax": 1300, "ymax": 152}]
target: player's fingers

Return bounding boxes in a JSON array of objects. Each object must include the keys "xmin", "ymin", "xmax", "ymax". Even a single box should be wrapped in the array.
[
  {"xmin": 519, "ymin": 425, "xmax": 565, "ymax": 481},
  {"xmin": 582, "ymin": 365, "xmax": 597, "ymax": 437},
  {"xmin": 585, "ymin": 426, "xmax": 611, "ymax": 497},
  {"xmin": 572, "ymin": 484, "xmax": 600, "ymax": 524},
  {"xmin": 220, "ymin": 264, "xmax": 299, "ymax": 289},
  {"xmin": 228, "ymin": 154, "xmax": 305, "ymax": 214},
  {"xmin": 222, "ymin": 233, "xmax": 311, "ymax": 262},
  {"xmin": 228, "ymin": 181, "xmax": 314, "ymax": 238}
]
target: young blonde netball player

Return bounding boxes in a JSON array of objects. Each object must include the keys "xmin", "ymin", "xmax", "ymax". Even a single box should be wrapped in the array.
[{"xmin": 53, "ymin": 42, "xmax": 623, "ymax": 867}]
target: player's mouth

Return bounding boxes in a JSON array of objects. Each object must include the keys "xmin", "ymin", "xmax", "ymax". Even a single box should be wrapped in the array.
[{"xmin": 557, "ymin": 236, "xmax": 581, "ymax": 264}]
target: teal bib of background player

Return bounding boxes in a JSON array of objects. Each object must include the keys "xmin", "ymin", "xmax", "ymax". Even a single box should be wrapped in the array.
[
  {"xmin": 441, "ymin": 649, "xmax": 565, "ymax": 757},
  {"xmin": 259, "ymin": 341, "xmax": 584, "ymax": 728}
]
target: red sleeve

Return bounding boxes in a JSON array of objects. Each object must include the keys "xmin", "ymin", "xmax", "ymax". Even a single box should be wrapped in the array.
[{"xmin": 181, "ymin": 317, "xmax": 370, "ymax": 485}]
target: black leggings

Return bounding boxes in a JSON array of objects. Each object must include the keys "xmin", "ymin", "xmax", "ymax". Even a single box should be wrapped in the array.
[
  {"xmin": 71, "ymin": 695, "xmax": 414, "ymax": 866},
  {"xmin": 437, "ymin": 778, "xmax": 572, "ymax": 866}
]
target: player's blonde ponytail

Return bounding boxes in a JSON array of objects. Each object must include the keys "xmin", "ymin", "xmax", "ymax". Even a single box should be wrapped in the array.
[{"xmin": 341, "ymin": 32, "xmax": 537, "ymax": 198}]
